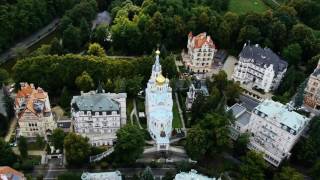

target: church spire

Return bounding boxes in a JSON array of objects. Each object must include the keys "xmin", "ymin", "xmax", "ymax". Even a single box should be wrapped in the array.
[{"xmin": 153, "ymin": 48, "xmax": 161, "ymax": 72}]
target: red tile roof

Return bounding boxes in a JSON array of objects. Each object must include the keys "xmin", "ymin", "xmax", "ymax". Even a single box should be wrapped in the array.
[
  {"xmin": 188, "ymin": 32, "xmax": 215, "ymax": 49},
  {"xmin": 0, "ymin": 166, "xmax": 25, "ymax": 180}
]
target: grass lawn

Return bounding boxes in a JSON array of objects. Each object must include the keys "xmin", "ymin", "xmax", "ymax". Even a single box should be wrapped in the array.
[
  {"xmin": 172, "ymin": 100, "xmax": 182, "ymax": 128},
  {"xmin": 229, "ymin": 0, "xmax": 270, "ymax": 14},
  {"xmin": 28, "ymin": 142, "xmax": 45, "ymax": 150}
]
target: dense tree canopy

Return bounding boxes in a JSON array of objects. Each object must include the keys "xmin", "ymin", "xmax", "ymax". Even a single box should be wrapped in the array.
[
  {"xmin": 273, "ymin": 167, "xmax": 303, "ymax": 180},
  {"xmin": 13, "ymin": 54, "xmax": 153, "ymax": 96},
  {"xmin": 239, "ymin": 151, "xmax": 266, "ymax": 180},
  {"xmin": 18, "ymin": 136, "xmax": 28, "ymax": 158},
  {"xmin": 50, "ymin": 128, "xmax": 66, "ymax": 151},
  {"xmin": 0, "ymin": 138, "xmax": 17, "ymax": 166},
  {"xmin": 64, "ymin": 132, "xmax": 91, "ymax": 166},
  {"xmin": 113, "ymin": 124, "xmax": 145, "ymax": 165},
  {"xmin": 0, "ymin": 0, "xmax": 81, "ymax": 53},
  {"xmin": 75, "ymin": 71, "xmax": 95, "ymax": 92}
]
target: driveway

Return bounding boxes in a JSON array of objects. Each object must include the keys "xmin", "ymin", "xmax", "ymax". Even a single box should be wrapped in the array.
[
  {"xmin": 0, "ymin": 19, "xmax": 59, "ymax": 64},
  {"xmin": 222, "ymin": 55, "xmax": 237, "ymax": 80}
]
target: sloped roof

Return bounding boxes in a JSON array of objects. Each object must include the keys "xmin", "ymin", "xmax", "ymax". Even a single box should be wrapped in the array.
[
  {"xmin": 189, "ymin": 32, "xmax": 215, "ymax": 49},
  {"xmin": 239, "ymin": 44, "xmax": 288, "ymax": 74},
  {"xmin": 0, "ymin": 166, "xmax": 25, "ymax": 180},
  {"xmin": 72, "ymin": 93, "xmax": 120, "ymax": 112}
]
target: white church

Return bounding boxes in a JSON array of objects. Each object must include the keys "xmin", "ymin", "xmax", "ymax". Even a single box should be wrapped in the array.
[{"xmin": 145, "ymin": 49, "xmax": 173, "ymax": 151}]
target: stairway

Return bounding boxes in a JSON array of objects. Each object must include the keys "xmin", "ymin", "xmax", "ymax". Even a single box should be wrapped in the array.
[{"xmin": 89, "ymin": 147, "xmax": 114, "ymax": 163}]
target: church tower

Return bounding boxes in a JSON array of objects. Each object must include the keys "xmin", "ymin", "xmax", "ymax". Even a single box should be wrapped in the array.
[{"xmin": 145, "ymin": 49, "xmax": 173, "ymax": 151}]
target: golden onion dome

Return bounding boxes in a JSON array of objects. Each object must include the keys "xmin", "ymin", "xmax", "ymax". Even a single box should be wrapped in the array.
[
  {"xmin": 155, "ymin": 49, "xmax": 160, "ymax": 55},
  {"xmin": 156, "ymin": 74, "xmax": 166, "ymax": 85}
]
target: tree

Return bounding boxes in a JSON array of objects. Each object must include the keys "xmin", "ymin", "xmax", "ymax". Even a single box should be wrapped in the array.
[
  {"xmin": 114, "ymin": 124, "xmax": 145, "ymax": 165},
  {"xmin": 233, "ymin": 133, "xmax": 249, "ymax": 157},
  {"xmin": 62, "ymin": 24, "xmax": 81, "ymax": 52},
  {"xmin": 0, "ymin": 68, "xmax": 9, "ymax": 87},
  {"xmin": 140, "ymin": 166, "xmax": 154, "ymax": 180},
  {"xmin": 0, "ymin": 113, "xmax": 8, "ymax": 137},
  {"xmin": 126, "ymin": 76, "xmax": 143, "ymax": 97},
  {"xmin": 51, "ymin": 128, "xmax": 66, "ymax": 151},
  {"xmin": 79, "ymin": 18, "xmax": 90, "ymax": 43},
  {"xmin": 185, "ymin": 125, "xmax": 207, "ymax": 160},
  {"xmin": 50, "ymin": 38, "xmax": 63, "ymax": 55},
  {"xmin": 36, "ymin": 134, "xmax": 45, "ymax": 149},
  {"xmin": 161, "ymin": 55, "xmax": 178, "ymax": 78},
  {"xmin": 199, "ymin": 113, "xmax": 232, "ymax": 155},
  {"xmin": 282, "ymin": 43, "xmax": 302, "ymax": 65},
  {"xmin": 237, "ymin": 25, "xmax": 262, "ymax": 45},
  {"xmin": 239, "ymin": 151, "xmax": 266, "ymax": 180},
  {"xmin": 64, "ymin": 133, "xmax": 91, "ymax": 166},
  {"xmin": 3, "ymin": 95, "xmax": 15, "ymax": 119},
  {"xmin": 273, "ymin": 167, "xmax": 303, "ymax": 180},
  {"xmin": 18, "ymin": 136, "xmax": 28, "ymax": 158},
  {"xmin": 0, "ymin": 138, "xmax": 17, "ymax": 166},
  {"xmin": 75, "ymin": 71, "xmax": 94, "ymax": 92},
  {"xmin": 92, "ymin": 23, "xmax": 110, "ymax": 45},
  {"xmin": 212, "ymin": 70, "xmax": 228, "ymax": 90},
  {"xmin": 87, "ymin": 43, "xmax": 106, "ymax": 57},
  {"xmin": 59, "ymin": 87, "xmax": 72, "ymax": 109},
  {"xmin": 311, "ymin": 160, "xmax": 320, "ymax": 179}
]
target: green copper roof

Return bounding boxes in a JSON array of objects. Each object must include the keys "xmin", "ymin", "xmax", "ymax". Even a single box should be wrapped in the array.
[{"xmin": 72, "ymin": 93, "xmax": 120, "ymax": 112}]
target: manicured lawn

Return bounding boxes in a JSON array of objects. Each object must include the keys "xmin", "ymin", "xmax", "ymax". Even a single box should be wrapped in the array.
[
  {"xmin": 172, "ymin": 100, "xmax": 182, "ymax": 128},
  {"xmin": 229, "ymin": 0, "xmax": 270, "ymax": 14},
  {"xmin": 28, "ymin": 142, "xmax": 45, "ymax": 150}
]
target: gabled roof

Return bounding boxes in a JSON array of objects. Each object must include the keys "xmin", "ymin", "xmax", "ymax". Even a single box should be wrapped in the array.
[
  {"xmin": 0, "ymin": 166, "xmax": 25, "ymax": 180},
  {"xmin": 239, "ymin": 43, "xmax": 288, "ymax": 74},
  {"xmin": 189, "ymin": 32, "xmax": 215, "ymax": 49}
]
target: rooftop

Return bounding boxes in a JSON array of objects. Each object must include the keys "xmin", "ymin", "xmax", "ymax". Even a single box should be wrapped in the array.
[
  {"xmin": 81, "ymin": 171, "xmax": 122, "ymax": 180},
  {"xmin": 189, "ymin": 32, "xmax": 215, "ymax": 49},
  {"xmin": 240, "ymin": 43, "xmax": 288, "ymax": 74},
  {"xmin": 72, "ymin": 92, "xmax": 120, "ymax": 112},
  {"xmin": 0, "ymin": 166, "xmax": 25, "ymax": 180},
  {"xmin": 255, "ymin": 100, "xmax": 309, "ymax": 132},
  {"xmin": 174, "ymin": 169, "xmax": 216, "ymax": 180},
  {"xmin": 228, "ymin": 103, "xmax": 251, "ymax": 126}
]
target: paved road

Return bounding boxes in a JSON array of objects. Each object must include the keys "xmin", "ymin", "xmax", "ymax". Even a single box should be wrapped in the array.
[
  {"xmin": 0, "ymin": 89, "xmax": 7, "ymax": 116},
  {"xmin": 0, "ymin": 19, "xmax": 59, "ymax": 64},
  {"xmin": 4, "ymin": 118, "xmax": 17, "ymax": 142},
  {"xmin": 174, "ymin": 92, "xmax": 186, "ymax": 130},
  {"xmin": 133, "ymin": 98, "xmax": 142, "ymax": 129}
]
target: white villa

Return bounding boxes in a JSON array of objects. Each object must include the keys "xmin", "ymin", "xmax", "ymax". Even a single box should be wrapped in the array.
[
  {"xmin": 15, "ymin": 83, "xmax": 56, "ymax": 138},
  {"xmin": 81, "ymin": 171, "xmax": 122, "ymax": 180},
  {"xmin": 232, "ymin": 43, "xmax": 288, "ymax": 93},
  {"xmin": 228, "ymin": 100, "xmax": 309, "ymax": 167},
  {"xmin": 227, "ymin": 103, "xmax": 251, "ymax": 140},
  {"xmin": 182, "ymin": 32, "xmax": 217, "ymax": 77},
  {"xmin": 185, "ymin": 77, "xmax": 209, "ymax": 110},
  {"xmin": 174, "ymin": 169, "xmax": 217, "ymax": 180},
  {"xmin": 145, "ymin": 49, "xmax": 173, "ymax": 151},
  {"xmin": 71, "ymin": 89, "xmax": 126, "ymax": 146}
]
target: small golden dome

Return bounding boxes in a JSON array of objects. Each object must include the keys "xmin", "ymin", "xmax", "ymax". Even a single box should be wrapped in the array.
[
  {"xmin": 156, "ymin": 74, "xmax": 165, "ymax": 85},
  {"xmin": 155, "ymin": 50, "xmax": 160, "ymax": 55}
]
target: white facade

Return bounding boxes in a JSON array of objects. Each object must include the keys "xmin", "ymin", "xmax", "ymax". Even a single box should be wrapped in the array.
[
  {"xmin": 81, "ymin": 171, "xmax": 122, "ymax": 180},
  {"xmin": 232, "ymin": 43, "xmax": 287, "ymax": 92},
  {"xmin": 71, "ymin": 90, "xmax": 126, "ymax": 147},
  {"xmin": 227, "ymin": 103, "xmax": 251, "ymax": 140},
  {"xmin": 174, "ymin": 169, "xmax": 217, "ymax": 180},
  {"xmin": 185, "ymin": 78, "xmax": 209, "ymax": 110},
  {"xmin": 183, "ymin": 32, "xmax": 217, "ymax": 75},
  {"xmin": 145, "ymin": 50, "xmax": 173, "ymax": 151},
  {"xmin": 247, "ymin": 100, "xmax": 309, "ymax": 166},
  {"xmin": 15, "ymin": 83, "xmax": 56, "ymax": 138}
]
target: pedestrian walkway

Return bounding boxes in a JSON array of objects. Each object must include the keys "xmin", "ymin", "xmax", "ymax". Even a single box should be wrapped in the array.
[
  {"xmin": 0, "ymin": 19, "xmax": 59, "ymax": 64},
  {"xmin": 133, "ymin": 98, "xmax": 143, "ymax": 129},
  {"xmin": 5, "ymin": 118, "xmax": 17, "ymax": 142},
  {"xmin": 174, "ymin": 92, "xmax": 186, "ymax": 130},
  {"xmin": 89, "ymin": 147, "xmax": 114, "ymax": 163}
]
